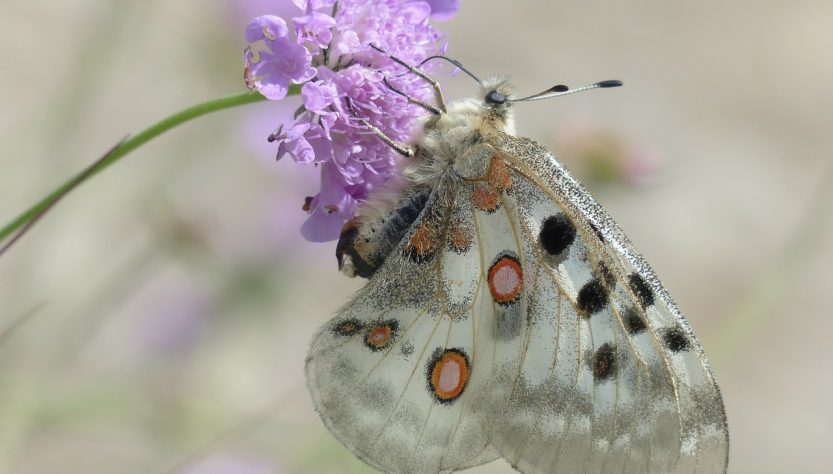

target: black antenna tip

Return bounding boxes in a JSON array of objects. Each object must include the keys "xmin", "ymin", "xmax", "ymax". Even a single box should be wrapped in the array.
[{"xmin": 596, "ymin": 80, "xmax": 623, "ymax": 88}]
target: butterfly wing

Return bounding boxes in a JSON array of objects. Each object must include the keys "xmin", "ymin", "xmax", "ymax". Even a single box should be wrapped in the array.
[
  {"xmin": 306, "ymin": 184, "xmax": 508, "ymax": 473},
  {"xmin": 306, "ymin": 134, "xmax": 728, "ymax": 474},
  {"xmin": 484, "ymin": 132, "xmax": 729, "ymax": 473}
]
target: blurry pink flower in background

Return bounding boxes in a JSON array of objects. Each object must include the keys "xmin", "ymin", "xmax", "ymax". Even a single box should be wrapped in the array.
[
  {"xmin": 138, "ymin": 275, "xmax": 213, "ymax": 355},
  {"xmin": 182, "ymin": 454, "xmax": 278, "ymax": 474},
  {"xmin": 244, "ymin": 0, "xmax": 460, "ymax": 241},
  {"xmin": 554, "ymin": 123, "xmax": 663, "ymax": 188}
]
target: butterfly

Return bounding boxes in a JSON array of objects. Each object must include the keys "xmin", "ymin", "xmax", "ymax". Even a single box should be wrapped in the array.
[{"xmin": 305, "ymin": 54, "xmax": 729, "ymax": 473}]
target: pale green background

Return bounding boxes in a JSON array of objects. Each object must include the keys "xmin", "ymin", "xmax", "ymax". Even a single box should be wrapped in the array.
[{"xmin": 1, "ymin": 1, "xmax": 832, "ymax": 473}]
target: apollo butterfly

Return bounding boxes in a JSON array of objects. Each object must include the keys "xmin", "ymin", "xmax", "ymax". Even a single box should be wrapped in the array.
[{"xmin": 305, "ymin": 52, "xmax": 729, "ymax": 473}]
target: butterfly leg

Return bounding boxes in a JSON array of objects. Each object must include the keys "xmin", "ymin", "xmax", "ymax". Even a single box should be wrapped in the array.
[
  {"xmin": 382, "ymin": 77, "xmax": 442, "ymax": 115},
  {"xmin": 369, "ymin": 44, "xmax": 447, "ymax": 113},
  {"xmin": 345, "ymin": 97, "xmax": 416, "ymax": 158}
]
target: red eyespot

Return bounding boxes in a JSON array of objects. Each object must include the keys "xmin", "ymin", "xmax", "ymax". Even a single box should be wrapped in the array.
[
  {"xmin": 488, "ymin": 254, "xmax": 523, "ymax": 305},
  {"xmin": 428, "ymin": 349, "xmax": 470, "ymax": 403},
  {"xmin": 364, "ymin": 320, "xmax": 398, "ymax": 351}
]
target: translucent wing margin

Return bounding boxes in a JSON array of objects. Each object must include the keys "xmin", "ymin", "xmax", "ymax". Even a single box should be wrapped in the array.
[{"xmin": 489, "ymin": 132, "xmax": 729, "ymax": 473}]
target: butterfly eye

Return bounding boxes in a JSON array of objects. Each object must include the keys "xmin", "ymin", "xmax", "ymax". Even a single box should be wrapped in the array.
[{"xmin": 485, "ymin": 90, "xmax": 506, "ymax": 105}]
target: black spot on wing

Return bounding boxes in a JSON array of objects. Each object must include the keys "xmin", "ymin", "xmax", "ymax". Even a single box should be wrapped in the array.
[
  {"xmin": 628, "ymin": 273, "xmax": 655, "ymax": 308},
  {"xmin": 539, "ymin": 214, "xmax": 576, "ymax": 256},
  {"xmin": 622, "ymin": 306, "xmax": 647, "ymax": 335},
  {"xmin": 662, "ymin": 326, "xmax": 690, "ymax": 353},
  {"xmin": 577, "ymin": 278, "xmax": 608, "ymax": 317},
  {"xmin": 333, "ymin": 318, "xmax": 365, "ymax": 337},
  {"xmin": 593, "ymin": 343, "xmax": 617, "ymax": 382}
]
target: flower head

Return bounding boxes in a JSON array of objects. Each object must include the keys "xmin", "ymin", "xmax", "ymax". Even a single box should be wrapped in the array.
[{"xmin": 244, "ymin": 0, "xmax": 459, "ymax": 241}]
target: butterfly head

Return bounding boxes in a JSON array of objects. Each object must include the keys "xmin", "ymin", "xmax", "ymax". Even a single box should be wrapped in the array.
[
  {"xmin": 473, "ymin": 78, "xmax": 624, "ymax": 136},
  {"xmin": 476, "ymin": 76, "xmax": 517, "ymax": 134},
  {"xmin": 481, "ymin": 77, "xmax": 514, "ymax": 109}
]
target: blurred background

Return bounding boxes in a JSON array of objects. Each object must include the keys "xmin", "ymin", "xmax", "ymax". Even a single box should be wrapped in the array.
[{"xmin": 1, "ymin": 1, "xmax": 832, "ymax": 473}]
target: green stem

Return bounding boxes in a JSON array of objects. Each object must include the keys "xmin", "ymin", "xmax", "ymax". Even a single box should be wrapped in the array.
[{"xmin": 0, "ymin": 87, "xmax": 297, "ymax": 244}]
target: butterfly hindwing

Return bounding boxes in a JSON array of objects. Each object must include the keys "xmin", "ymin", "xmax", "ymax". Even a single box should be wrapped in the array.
[{"xmin": 307, "ymin": 187, "xmax": 504, "ymax": 473}]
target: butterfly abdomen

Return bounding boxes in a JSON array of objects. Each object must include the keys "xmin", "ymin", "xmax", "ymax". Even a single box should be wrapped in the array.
[{"xmin": 336, "ymin": 187, "xmax": 431, "ymax": 278}]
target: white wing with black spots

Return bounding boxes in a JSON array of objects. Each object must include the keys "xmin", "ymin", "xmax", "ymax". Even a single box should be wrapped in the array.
[{"xmin": 489, "ymin": 132, "xmax": 729, "ymax": 473}]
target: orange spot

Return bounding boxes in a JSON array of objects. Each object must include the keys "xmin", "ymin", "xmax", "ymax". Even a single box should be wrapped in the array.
[
  {"xmin": 364, "ymin": 321, "xmax": 398, "ymax": 351},
  {"xmin": 488, "ymin": 255, "xmax": 523, "ymax": 304},
  {"xmin": 472, "ymin": 185, "xmax": 500, "ymax": 213},
  {"xmin": 405, "ymin": 223, "xmax": 436, "ymax": 261},
  {"xmin": 487, "ymin": 156, "xmax": 512, "ymax": 191},
  {"xmin": 430, "ymin": 349, "xmax": 470, "ymax": 402},
  {"xmin": 449, "ymin": 225, "xmax": 472, "ymax": 253}
]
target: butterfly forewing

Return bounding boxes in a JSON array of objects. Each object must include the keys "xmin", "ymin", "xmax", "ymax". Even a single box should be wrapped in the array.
[
  {"xmin": 488, "ymin": 156, "xmax": 680, "ymax": 473},
  {"xmin": 491, "ymin": 133, "xmax": 729, "ymax": 472}
]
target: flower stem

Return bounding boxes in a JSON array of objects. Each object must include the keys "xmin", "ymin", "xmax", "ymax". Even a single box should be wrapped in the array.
[{"xmin": 0, "ymin": 87, "xmax": 296, "ymax": 250}]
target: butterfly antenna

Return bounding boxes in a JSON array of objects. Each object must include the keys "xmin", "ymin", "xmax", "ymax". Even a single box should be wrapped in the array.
[
  {"xmin": 510, "ymin": 80, "xmax": 622, "ymax": 103},
  {"xmin": 417, "ymin": 55, "xmax": 482, "ymax": 86}
]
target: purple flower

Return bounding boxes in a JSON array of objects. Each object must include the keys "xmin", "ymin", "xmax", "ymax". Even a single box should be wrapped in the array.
[
  {"xmin": 244, "ymin": 0, "xmax": 459, "ymax": 241},
  {"xmin": 293, "ymin": 13, "xmax": 337, "ymax": 49},
  {"xmin": 425, "ymin": 0, "xmax": 460, "ymax": 21},
  {"xmin": 245, "ymin": 16, "xmax": 316, "ymax": 100},
  {"xmin": 293, "ymin": 0, "xmax": 338, "ymax": 12},
  {"xmin": 301, "ymin": 79, "xmax": 338, "ymax": 113}
]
